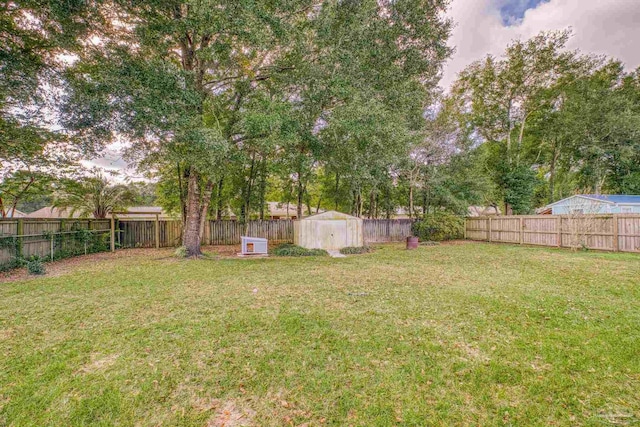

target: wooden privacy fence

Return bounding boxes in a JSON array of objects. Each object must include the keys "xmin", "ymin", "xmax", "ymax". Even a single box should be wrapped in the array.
[
  {"xmin": 363, "ymin": 219, "xmax": 414, "ymax": 243},
  {"xmin": 0, "ymin": 217, "xmax": 416, "ymax": 269},
  {"xmin": 119, "ymin": 218, "xmax": 414, "ymax": 248},
  {"xmin": 466, "ymin": 214, "xmax": 640, "ymax": 253},
  {"xmin": 0, "ymin": 219, "xmax": 111, "ymax": 269},
  {"xmin": 117, "ymin": 219, "xmax": 295, "ymax": 248}
]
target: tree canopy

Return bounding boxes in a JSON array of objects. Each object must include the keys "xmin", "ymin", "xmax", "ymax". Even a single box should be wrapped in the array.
[{"xmin": 3, "ymin": 2, "xmax": 639, "ymax": 243}]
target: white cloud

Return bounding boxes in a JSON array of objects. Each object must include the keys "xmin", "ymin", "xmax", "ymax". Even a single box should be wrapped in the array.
[
  {"xmin": 442, "ymin": 0, "xmax": 640, "ymax": 90},
  {"xmin": 81, "ymin": 142, "xmax": 146, "ymax": 182}
]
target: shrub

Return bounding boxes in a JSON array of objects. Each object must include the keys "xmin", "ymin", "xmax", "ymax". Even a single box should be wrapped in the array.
[
  {"xmin": 174, "ymin": 246, "xmax": 188, "ymax": 258},
  {"xmin": 26, "ymin": 256, "xmax": 46, "ymax": 275},
  {"xmin": 271, "ymin": 243, "xmax": 328, "ymax": 257},
  {"xmin": 412, "ymin": 212, "xmax": 464, "ymax": 242},
  {"xmin": 339, "ymin": 246, "xmax": 374, "ymax": 255}
]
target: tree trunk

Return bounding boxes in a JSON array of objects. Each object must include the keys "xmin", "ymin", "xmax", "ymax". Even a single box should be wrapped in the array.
[
  {"xmin": 408, "ymin": 185, "xmax": 414, "ymax": 219},
  {"xmin": 258, "ymin": 159, "xmax": 267, "ymax": 220},
  {"xmin": 369, "ymin": 191, "xmax": 375, "ymax": 219},
  {"xmin": 515, "ymin": 111, "xmax": 530, "ymax": 166},
  {"xmin": 216, "ymin": 177, "xmax": 224, "ymax": 220},
  {"xmin": 305, "ymin": 187, "xmax": 312, "ymax": 216},
  {"xmin": 296, "ymin": 174, "xmax": 304, "ymax": 219},
  {"xmin": 177, "ymin": 163, "xmax": 188, "ymax": 223},
  {"xmin": 199, "ymin": 180, "xmax": 214, "ymax": 241},
  {"xmin": 385, "ymin": 187, "xmax": 391, "ymax": 219},
  {"xmin": 504, "ymin": 202, "xmax": 512, "ymax": 216},
  {"xmin": 548, "ymin": 139, "xmax": 558, "ymax": 204},
  {"xmin": 334, "ymin": 173, "xmax": 340, "ymax": 210},
  {"xmin": 182, "ymin": 168, "xmax": 202, "ymax": 256},
  {"xmin": 242, "ymin": 153, "xmax": 256, "ymax": 223}
]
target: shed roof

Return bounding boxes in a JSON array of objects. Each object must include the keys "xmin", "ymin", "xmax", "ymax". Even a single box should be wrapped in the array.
[{"xmin": 300, "ymin": 210, "xmax": 360, "ymax": 221}]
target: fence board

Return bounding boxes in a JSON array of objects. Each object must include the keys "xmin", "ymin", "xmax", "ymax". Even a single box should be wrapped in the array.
[
  {"xmin": 466, "ymin": 214, "xmax": 640, "ymax": 253},
  {"xmin": 117, "ymin": 219, "xmax": 295, "ymax": 248},
  {"xmin": 363, "ymin": 219, "xmax": 413, "ymax": 243},
  {"xmin": 1, "ymin": 216, "xmax": 476, "ymax": 270},
  {"xmin": 0, "ymin": 218, "xmax": 111, "ymax": 269}
]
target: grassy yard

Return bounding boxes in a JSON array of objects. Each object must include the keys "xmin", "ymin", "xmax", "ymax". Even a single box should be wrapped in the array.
[{"xmin": 0, "ymin": 243, "xmax": 639, "ymax": 426}]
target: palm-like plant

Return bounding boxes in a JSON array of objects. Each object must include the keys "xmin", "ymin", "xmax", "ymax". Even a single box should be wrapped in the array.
[{"xmin": 53, "ymin": 174, "xmax": 136, "ymax": 219}]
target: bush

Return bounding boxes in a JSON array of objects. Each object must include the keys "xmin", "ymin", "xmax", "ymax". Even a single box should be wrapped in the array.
[
  {"xmin": 271, "ymin": 243, "xmax": 328, "ymax": 257},
  {"xmin": 339, "ymin": 246, "xmax": 374, "ymax": 255},
  {"xmin": 25, "ymin": 256, "xmax": 46, "ymax": 275},
  {"xmin": 412, "ymin": 213, "xmax": 464, "ymax": 242},
  {"xmin": 174, "ymin": 246, "xmax": 188, "ymax": 258}
]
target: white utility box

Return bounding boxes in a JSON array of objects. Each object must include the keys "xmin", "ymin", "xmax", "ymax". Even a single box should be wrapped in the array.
[{"xmin": 240, "ymin": 236, "xmax": 268, "ymax": 256}]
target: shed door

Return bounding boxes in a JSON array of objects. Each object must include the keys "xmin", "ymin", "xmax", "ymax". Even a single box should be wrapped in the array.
[{"xmin": 316, "ymin": 220, "xmax": 347, "ymax": 250}]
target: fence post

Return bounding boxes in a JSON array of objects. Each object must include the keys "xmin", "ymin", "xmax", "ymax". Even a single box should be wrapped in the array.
[
  {"xmin": 612, "ymin": 215, "xmax": 619, "ymax": 252},
  {"xmin": 519, "ymin": 217, "xmax": 523, "ymax": 244},
  {"xmin": 488, "ymin": 217, "xmax": 492, "ymax": 242},
  {"xmin": 557, "ymin": 216, "xmax": 562, "ymax": 247},
  {"xmin": 85, "ymin": 219, "xmax": 92, "ymax": 255},
  {"xmin": 16, "ymin": 218, "xmax": 24, "ymax": 259},
  {"xmin": 155, "ymin": 213, "xmax": 160, "ymax": 249},
  {"xmin": 463, "ymin": 218, "xmax": 467, "ymax": 240},
  {"xmin": 110, "ymin": 213, "xmax": 115, "ymax": 252},
  {"xmin": 51, "ymin": 234, "xmax": 54, "ymax": 261}
]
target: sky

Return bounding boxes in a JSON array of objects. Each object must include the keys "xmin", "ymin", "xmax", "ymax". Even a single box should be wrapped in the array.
[
  {"xmin": 90, "ymin": 0, "xmax": 640, "ymax": 179},
  {"xmin": 442, "ymin": 0, "xmax": 640, "ymax": 90}
]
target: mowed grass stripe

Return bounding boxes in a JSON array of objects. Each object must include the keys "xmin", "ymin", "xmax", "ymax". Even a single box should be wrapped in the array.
[{"xmin": 0, "ymin": 243, "xmax": 638, "ymax": 426}]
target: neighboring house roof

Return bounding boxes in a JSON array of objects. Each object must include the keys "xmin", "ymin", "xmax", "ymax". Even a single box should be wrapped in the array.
[
  {"xmin": 3, "ymin": 208, "xmax": 27, "ymax": 218},
  {"xmin": 543, "ymin": 194, "xmax": 640, "ymax": 209},
  {"xmin": 25, "ymin": 206, "xmax": 84, "ymax": 218},
  {"xmin": 300, "ymin": 210, "xmax": 360, "ymax": 221},
  {"xmin": 266, "ymin": 201, "xmax": 322, "ymax": 218},
  {"xmin": 467, "ymin": 206, "xmax": 501, "ymax": 217},
  {"xmin": 580, "ymin": 195, "xmax": 640, "ymax": 204},
  {"xmin": 536, "ymin": 206, "xmax": 553, "ymax": 215},
  {"xmin": 115, "ymin": 206, "xmax": 176, "ymax": 220},
  {"xmin": 25, "ymin": 206, "xmax": 176, "ymax": 219}
]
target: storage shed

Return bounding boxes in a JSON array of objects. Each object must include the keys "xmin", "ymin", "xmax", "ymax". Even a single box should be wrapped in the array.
[{"xmin": 294, "ymin": 211, "xmax": 363, "ymax": 250}]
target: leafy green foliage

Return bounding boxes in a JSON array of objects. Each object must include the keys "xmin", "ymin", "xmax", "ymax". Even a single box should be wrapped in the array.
[
  {"xmin": 412, "ymin": 213, "xmax": 465, "ymax": 241},
  {"xmin": 1, "ymin": 1, "xmax": 93, "ymax": 217},
  {"xmin": 25, "ymin": 256, "xmax": 45, "ymax": 275},
  {"xmin": 271, "ymin": 243, "xmax": 328, "ymax": 257},
  {"xmin": 53, "ymin": 172, "xmax": 136, "ymax": 219},
  {"xmin": 59, "ymin": 0, "xmax": 453, "ymax": 254}
]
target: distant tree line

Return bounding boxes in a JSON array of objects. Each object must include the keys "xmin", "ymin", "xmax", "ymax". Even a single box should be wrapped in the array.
[{"xmin": 2, "ymin": 3, "xmax": 639, "ymax": 256}]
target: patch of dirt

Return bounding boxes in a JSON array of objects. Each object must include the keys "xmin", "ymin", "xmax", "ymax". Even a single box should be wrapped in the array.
[
  {"xmin": 455, "ymin": 341, "xmax": 490, "ymax": 363},
  {"xmin": 0, "ymin": 248, "xmax": 174, "ymax": 283},
  {"xmin": 440, "ymin": 240, "xmax": 479, "ymax": 246},
  {"xmin": 0, "ymin": 329, "xmax": 14, "ymax": 340},
  {"xmin": 76, "ymin": 353, "xmax": 120, "ymax": 375},
  {"xmin": 205, "ymin": 400, "xmax": 256, "ymax": 427}
]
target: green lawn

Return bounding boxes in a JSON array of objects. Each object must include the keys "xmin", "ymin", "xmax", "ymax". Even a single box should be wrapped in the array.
[{"xmin": 1, "ymin": 243, "xmax": 639, "ymax": 426}]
